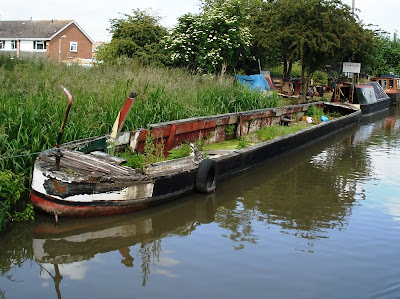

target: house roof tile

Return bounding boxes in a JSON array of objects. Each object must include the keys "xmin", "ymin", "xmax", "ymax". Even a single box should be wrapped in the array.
[{"xmin": 0, "ymin": 20, "xmax": 73, "ymax": 39}]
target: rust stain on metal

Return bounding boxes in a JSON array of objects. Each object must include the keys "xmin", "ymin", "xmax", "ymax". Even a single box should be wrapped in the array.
[
  {"xmin": 52, "ymin": 180, "xmax": 67, "ymax": 194},
  {"xmin": 164, "ymin": 124, "xmax": 177, "ymax": 154},
  {"xmin": 134, "ymin": 105, "xmax": 323, "ymax": 153}
]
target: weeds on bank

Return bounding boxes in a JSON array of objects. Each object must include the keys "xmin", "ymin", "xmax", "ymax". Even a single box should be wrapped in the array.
[{"xmin": 0, "ymin": 170, "xmax": 34, "ymax": 230}]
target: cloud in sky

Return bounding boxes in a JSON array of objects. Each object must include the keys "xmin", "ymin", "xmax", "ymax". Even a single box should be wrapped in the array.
[
  {"xmin": 0, "ymin": 0, "xmax": 398, "ymax": 42},
  {"xmin": 341, "ymin": 0, "xmax": 398, "ymax": 34}
]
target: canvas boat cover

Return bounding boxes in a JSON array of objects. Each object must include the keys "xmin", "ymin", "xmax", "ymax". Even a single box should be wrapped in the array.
[{"xmin": 236, "ymin": 74, "xmax": 272, "ymax": 91}]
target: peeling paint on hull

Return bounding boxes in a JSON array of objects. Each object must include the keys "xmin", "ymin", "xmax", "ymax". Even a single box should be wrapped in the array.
[{"xmin": 31, "ymin": 191, "xmax": 149, "ymax": 217}]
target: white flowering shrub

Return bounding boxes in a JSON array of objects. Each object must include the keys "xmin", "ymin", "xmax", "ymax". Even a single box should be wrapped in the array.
[{"xmin": 164, "ymin": 0, "xmax": 252, "ymax": 74}]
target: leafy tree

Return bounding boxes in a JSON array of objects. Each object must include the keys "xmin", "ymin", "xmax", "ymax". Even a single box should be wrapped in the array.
[
  {"xmin": 252, "ymin": 0, "xmax": 374, "ymax": 100},
  {"xmin": 250, "ymin": 0, "xmax": 302, "ymax": 78},
  {"xmin": 368, "ymin": 33, "xmax": 400, "ymax": 76},
  {"xmin": 200, "ymin": 0, "xmax": 263, "ymax": 12},
  {"xmin": 165, "ymin": 0, "xmax": 252, "ymax": 74},
  {"xmin": 96, "ymin": 9, "xmax": 168, "ymax": 65}
]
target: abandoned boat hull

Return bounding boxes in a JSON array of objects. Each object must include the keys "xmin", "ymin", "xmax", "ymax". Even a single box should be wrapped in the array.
[
  {"xmin": 31, "ymin": 102, "xmax": 361, "ymax": 218},
  {"xmin": 31, "ymin": 155, "xmax": 198, "ymax": 217}
]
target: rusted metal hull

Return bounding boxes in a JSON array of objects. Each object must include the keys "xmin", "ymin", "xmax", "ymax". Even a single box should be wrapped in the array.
[
  {"xmin": 31, "ymin": 191, "xmax": 149, "ymax": 217},
  {"xmin": 31, "ymin": 102, "xmax": 362, "ymax": 219}
]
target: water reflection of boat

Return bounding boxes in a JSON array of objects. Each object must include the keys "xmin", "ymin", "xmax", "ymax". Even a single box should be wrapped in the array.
[
  {"xmin": 212, "ymin": 111, "xmax": 397, "ymax": 243},
  {"xmin": 33, "ymin": 195, "xmax": 217, "ymax": 265}
]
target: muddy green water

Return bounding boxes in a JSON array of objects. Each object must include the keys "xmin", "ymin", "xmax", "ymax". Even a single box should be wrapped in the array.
[{"xmin": 1, "ymin": 107, "xmax": 400, "ymax": 298}]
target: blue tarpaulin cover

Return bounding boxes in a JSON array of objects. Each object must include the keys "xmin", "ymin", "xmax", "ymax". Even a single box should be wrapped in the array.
[{"xmin": 236, "ymin": 74, "xmax": 271, "ymax": 91}]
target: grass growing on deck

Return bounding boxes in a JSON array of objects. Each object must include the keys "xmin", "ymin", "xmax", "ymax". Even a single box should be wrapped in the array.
[
  {"xmin": 204, "ymin": 122, "xmax": 311, "ymax": 151},
  {"xmin": 256, "ymin": 123, "xmax": 310, "ymax": 141}
]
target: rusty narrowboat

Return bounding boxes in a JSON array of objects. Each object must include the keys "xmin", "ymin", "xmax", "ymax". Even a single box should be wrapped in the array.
[{"xmin": 31, "ymin": 89, "xmax": 361, "ymax": 220}]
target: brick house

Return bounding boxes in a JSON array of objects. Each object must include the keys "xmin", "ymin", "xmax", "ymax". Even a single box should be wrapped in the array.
[{"xmin": 0, "ymin": 20, "xmax": 93, "ymax": 62}]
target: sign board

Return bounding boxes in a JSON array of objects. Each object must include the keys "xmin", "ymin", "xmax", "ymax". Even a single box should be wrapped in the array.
[{"xmin": 342, "ymin": 62, "xmax": 361, "ymax": 73}]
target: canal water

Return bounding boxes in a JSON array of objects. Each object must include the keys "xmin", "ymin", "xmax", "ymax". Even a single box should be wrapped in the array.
[{"xmin": 1, "ymin": 107, "xmax": 400, "ymax": 298}]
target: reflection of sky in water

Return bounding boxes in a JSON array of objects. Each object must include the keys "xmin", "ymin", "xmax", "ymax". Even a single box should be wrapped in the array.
[
  {"xmin": 368, "ymin": 138, "xmax": 400, "ymax": 225},
  {"xmin": 40, "ymin": 262, "xmax": 88, "ymax": 281},
  {"xmin": 384, "ymin": 197, "xmax": 400, "ymax": 226},
  {"xmin": 152, "ymin": 255, "xmax": 180, "ymax": 278}
]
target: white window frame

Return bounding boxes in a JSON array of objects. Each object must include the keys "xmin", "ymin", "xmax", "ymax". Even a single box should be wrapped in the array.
[
  {"xmin": 33, "ymin": 41, "xmax": 46, "ymax": 50},
  {"xmin": 0, "ymin": 41, "xmax": 5, "ymax": 50},
  {"xmin": 397, "ymin": 80, "xmax": 400, "ymax": 90},
  {"xmin": 11, "ymin": 40, "xmax": 17, "ymax": 50},
  {"xmin": 70, "ymin": 42, "xmax": 78, "ymax": 52}
]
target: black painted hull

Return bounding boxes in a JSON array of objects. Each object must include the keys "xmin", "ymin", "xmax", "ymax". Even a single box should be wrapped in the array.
[{"xmin": 360, "ymin": 98, "xmax": 391, "ymax": 115}]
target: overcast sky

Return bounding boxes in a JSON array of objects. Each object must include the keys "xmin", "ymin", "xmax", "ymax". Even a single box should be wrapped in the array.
[{"xmin": 0, "ymin": 0, "xmax": 398, "ymax": 42}]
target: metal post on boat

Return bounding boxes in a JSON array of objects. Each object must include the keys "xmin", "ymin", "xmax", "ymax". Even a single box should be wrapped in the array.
[
  {"xmin": 55, "ymin": 86, "xmax": 73, "ymax": 171},
  {"xmin": 107, "ymin": 92, "xmax": 137, "ymax": 154}
]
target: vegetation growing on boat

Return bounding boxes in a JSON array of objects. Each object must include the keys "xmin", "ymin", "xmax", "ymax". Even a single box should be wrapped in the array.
[
  {"xmin": 204, "ymin": 121, "xmax": 312, "ymax": 152},
  {"xmin": 168, "ymin": 143, "xmax": 192, "ymax": 160},
  {"xmin": 305, "ymin": 105, "xmax": 342, "ymax": 123},
  {"xmin": 115, "ymin": 150, "xmax": 146, "ymax": 169},
  {"xmin": 116, "ymin": 137, "xmax": 204, "ymax": 169},
  {"xmin": 237, "ymin": 137, "xmax": 249, "ymax": 149},
  {"xmin": 116, "ymin": 132, "xmax": 166, "ymax": 168},
  {"xmin": 225, "ymin": 125, "xmax": 236, "ymax": 137},
  {"xmin": 204, "ymin": 139, "xmax": 238, "ymax": 151},
  {"xmin": 305, "ymin": 105, "xmax": 324, "ymax": 123},
  {"xmin": 256, "ymin": 123, "xmax": 310, "ymax": 141}
]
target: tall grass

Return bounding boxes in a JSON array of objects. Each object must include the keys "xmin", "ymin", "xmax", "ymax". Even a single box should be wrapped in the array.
[{"xmin": 0, "ymin": 56, "xmax": 280, "ymax": 219}]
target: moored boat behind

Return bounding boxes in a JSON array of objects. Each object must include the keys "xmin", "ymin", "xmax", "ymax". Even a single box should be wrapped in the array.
[{"xmin": 332, "ymin": 81, "xmax": 391, "ymax": 115}]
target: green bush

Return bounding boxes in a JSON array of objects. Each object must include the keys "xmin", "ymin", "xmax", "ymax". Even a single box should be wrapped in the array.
[
  {"xmin": 0, "ymin": 169, "xmax": 33, "ymax": 229},
  {"xmin": 269, "ymin": 62, "xmax": 302, "ymax": 78},
  {"xmin": 312, "ymin": 70, "xmax": 328, "ymax": 86}
]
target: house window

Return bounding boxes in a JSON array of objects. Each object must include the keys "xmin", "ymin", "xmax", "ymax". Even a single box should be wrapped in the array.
[
  {"xmin": 33, "ymin": 41, "xmax": 46, "ymax": 50},
  {"xmin": 11, "ymin": 40, "xmax": 17, "ymax": 50},
  {"xmin": 70, "ymin": 42, "xmax": 78, "ymax": 52},
  {"xmin": 0, "ymin": 41, "xmax": 5, "ymax": 50},
  {"xmin": 397, "ymin": 80, "xmax": 400, "ymax": 90},
  {"xmin": 389, "ymin": 80, "xmax": 394, "ymax": 88}
]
